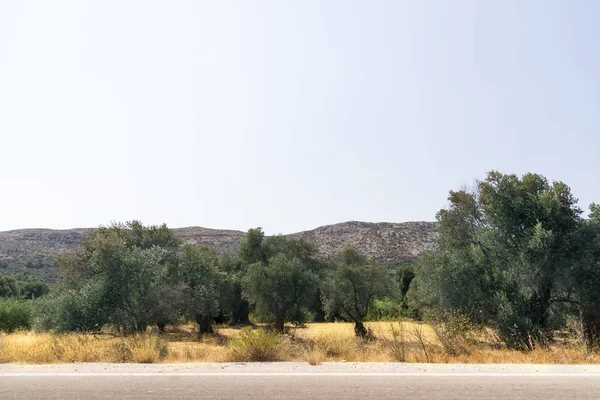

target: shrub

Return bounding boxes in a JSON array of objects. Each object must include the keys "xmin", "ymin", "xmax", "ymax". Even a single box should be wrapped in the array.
[
  {"xmin": 0, "ymin": 299, "xmax": 32, "ymax": 333},
  {"xmin": 230, "ymin": 327, "xmax": 280, "ymax": 361},
  {"xmin": 366, "ymin": 299, "xmax": 402, "ymax": 321},
  {"xmin": 302, "ymin": 347, "xmax": 326, "ymax": 365},
  {"xmin": 34, "ymin": 281, "xmax": 106, "ymax": 332},
  {"xmin": 428, "ymin": 310, "xmax": 476, "ymax": 356}
]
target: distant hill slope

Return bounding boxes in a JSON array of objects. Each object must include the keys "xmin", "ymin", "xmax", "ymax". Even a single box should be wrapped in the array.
[
  {"xmin": 289, "ymin": 221, "xmax": 438, "ymax": 262},
  {"xmin": 0, "ymin": 221, "xmax": 438, "ymax": 282}
]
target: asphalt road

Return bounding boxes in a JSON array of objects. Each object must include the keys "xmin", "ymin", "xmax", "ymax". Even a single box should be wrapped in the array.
[{"xmin": 2, "ymin": 363, "xmax": 599, "ymax": 399}]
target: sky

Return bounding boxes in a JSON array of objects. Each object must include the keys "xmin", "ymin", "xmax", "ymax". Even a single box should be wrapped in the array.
[{"xmin": 1, "ymin": 0, "xmax": 599, "ymax": 234}]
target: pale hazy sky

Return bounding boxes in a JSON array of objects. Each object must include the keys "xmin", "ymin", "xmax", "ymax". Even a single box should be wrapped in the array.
[{"xmin": 1, "ymin": 1, "xmax": 599, "ymax": 234}]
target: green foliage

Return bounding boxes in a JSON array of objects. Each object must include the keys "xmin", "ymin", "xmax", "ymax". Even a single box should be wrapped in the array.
[
  {"xmin": 0, "ymin": 275, "xmax": 20, "ymax": 298},
  {"xmin": 264, "ymin": 235, "xmax": 322, "ymax": 272},
  {"xmin": 242, "ymin": 253, "xmax": 317, "ymax": 332},
  {"xmin": 177, "ymin": 245, "xmax": 223, "ymax": 333},
  {"xmin": 397, "ymin": 267, "xmax": 414, "ymax": 300},
  {"xmin": 98, "ymin": 221, "xmax": 181, "ymax": 251},
  {"xmin": 366, "ymin": 298, "xmax": 403, "ymax": 321},
  {"xmin": 341, "ymin": 247, "xmax": 366, "ymax": 266},
  {"xmin": 409, "ymin": 171, "xmax": 584, "ymax": 349},
  {"xmin": 18, "ymin": 279, "xmax": 50, "ymax": 299},
  {"xmin": 239, "ymin": 231, "xmax": 323, "ymax": 331},
  {"xmin": 218, "ymin": 253, "xmax": 250, "ymax": 325},
  {"xmin": 51, "ymin": 221, "xmax": 180, "ymax": 333},
  {"xmin": 0, "ymin": 256, "xmax": 57, "ymax": 283},
  {"xmin": 589, "ymin": 203, "xmax": 600, "ymax": 220},
  {"xmin": 239, "ymin": 228, "xmax": 267, "ymax": 265},
  {"xmin": 408, "ymin": 248, "xmax": 495, "ymax": 323},
  {"xmin": 230, "ymin": 327, "xmax": 280, "ymax": 361},
  {"xmin": 100, "ymin": 242, "xmax": 169, "ymax": 332},
  {"xmin": 57, "ymin": 220, "xmax": 179, "ymax": 286},
  {"xmin": 0, "ymin": 299, "xmax": 32, "ymax": 333},
  {"xmin": 321, "ymin": 249, "xmax": 391, "ymax": 336},
  {"xmin": 34, "ymin": 280, "xmax": 106, "ymax": 332},
  {"xmin": 568, "ymin": 206, "xmax": 600, "ymax": 350},
  {"xmin": 427, "ymin": 310, "xmax": 476, "ymax": 356},
  {"xmin": 396, "ymin": 266, "xmax": 415, "ymax": 315},
  {"xmin": 142, "ymin": 283, "xmax": 186, "ymax": 332},
  {"xmin": 0, "ymin": 275, "xmax": 50, "ymax": 300}
]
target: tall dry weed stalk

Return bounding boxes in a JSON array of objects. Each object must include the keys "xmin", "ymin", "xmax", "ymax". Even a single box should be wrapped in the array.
[
  {"xmin": 429, "ymin": 313, "xmax": 474, "ymax": 357},
  {"xmin": 357, "ymin": 327, "xmax": 376, "ymax": 362},
  {"xmin": 3, "ymin": 322, "xmax": 600, "ymax": 364},
  {"xmin": 386, "ymin": 321, "xmax": 407, "ymax": 362},
  {"xmin": 411, "ymin": 323, "xmax": 430, "ymax": 362}
]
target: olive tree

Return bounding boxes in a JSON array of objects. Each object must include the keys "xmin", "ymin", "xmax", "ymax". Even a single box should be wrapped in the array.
[
  {"xmin": 409, "ymin": 171, "xmax": 583, "ymax": 349},
  {"xmin": 52, "ymin": 221, "xmax": 181, "ymax": 333},
  {"xmin": 177, "ymin": 245, "xmax": 223, "ymax": 334},
  {"xmin": 321, "ymin": 248, "xmax": 390, "ymax": 337},
  {"xmin": 242, "ymin": 253, "xmax": 317, "ymax": 332}
]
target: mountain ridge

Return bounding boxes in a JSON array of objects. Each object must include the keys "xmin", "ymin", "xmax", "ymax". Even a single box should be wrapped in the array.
[{"xmin": 0, "ymin": 221, "xmax": 438, "ymax": 282}]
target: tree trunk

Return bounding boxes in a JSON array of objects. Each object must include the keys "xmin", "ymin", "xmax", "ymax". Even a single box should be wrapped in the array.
[
  {"xmin": 213, "ymin": 312, "xmax": 227, "ymax": 325},
  {"xmin": 582, "ymin": 308, "xmax": 600, "ymax": 351},
  {"xmin": 232, "ymin": 300, "xmax": 251, "ymax": 325},
  {"xmin": 354, "ymin": 321, "xmax": 367, "ymax": 337},
  {"xmin": 528, "ymin": 281, "xmax": 553, "ymax": 348},
  {"xmin": 275, "ymin": 314, "xmax": 285, "ymax": 333},
  {"xmin": 196, "ymin": 314, "xmax": 214, "ymax": 335}
]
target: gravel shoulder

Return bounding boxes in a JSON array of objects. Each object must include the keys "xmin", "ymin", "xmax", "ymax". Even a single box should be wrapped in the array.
[{"xmin": 2, "ymin": 362, "xmax": 600, "ymax": 375}]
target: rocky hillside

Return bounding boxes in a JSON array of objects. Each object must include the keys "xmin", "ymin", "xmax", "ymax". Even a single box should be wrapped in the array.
[
  {"xmin": 0, "ymin": 221, "xmax": 438, "ymax": 282},
  {"xmin": 289, "ymin": 221, "xmax": 438, "ymax": 262}
]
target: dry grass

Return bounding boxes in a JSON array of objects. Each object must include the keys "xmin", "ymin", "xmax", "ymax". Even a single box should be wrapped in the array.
[
  {"xmin": 1, "ymin": 322, "xmax": 600, "ymax": 364},
  {"xmin": 0, "ymin": 332, "xmax": 171, "ymax": 364}
]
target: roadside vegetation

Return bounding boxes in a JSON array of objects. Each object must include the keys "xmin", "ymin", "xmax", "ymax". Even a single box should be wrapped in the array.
[
  {"xmin": 1, "ymin": 170, "xmax": 600, "ymax": 364},
  {"xmin": 1, "ymin": 321, "xmax": 599, "ymax": 364}
]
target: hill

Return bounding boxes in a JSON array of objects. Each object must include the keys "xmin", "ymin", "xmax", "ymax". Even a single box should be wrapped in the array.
[{"xmin": 0, "ymin": 221, "xmax": 438, "ymax": 282}]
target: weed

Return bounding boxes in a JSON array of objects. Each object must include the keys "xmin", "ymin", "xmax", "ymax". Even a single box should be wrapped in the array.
[
  {"xmin": 229, "ymin": 327, "xmax": 281, "ymax": 361},
  {"xmin": 312, "ymin": 333, "xmax": 356, "ymax": 360},
  {"xmin": 302, "ymin": 346, "xmax": 326, "ymax": 366},
  {"xmin": 1, "ymin": 322, "xmax": 600, "ymax": 364},
  {"xmin": 109, "ymin": 335, "xmax": 169, "ymax": 363},
  {"xmin": 385, "ymin": 321, "xmax": 407, "ymax": 362},
  {"xmin": 411, "ymin": 323, "xmax": 430, "ymax": 362},
  {"xmin": 429, "ymin": 312, "xmax": 475, "ymax": 357}
]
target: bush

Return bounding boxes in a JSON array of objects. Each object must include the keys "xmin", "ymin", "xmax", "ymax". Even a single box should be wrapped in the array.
[
  {"xmin": 366, "ymin": 298, "xmax": 402, "ymax": 321},
  {"xmin": 230, "ymin": 327, "xmax": 280, "ymax": 361},
  {"xmin": 427, "ymin": 310, "xmax": 476, "ymax": 356},
  {"xmin": 34, "ymin": 281, "xmax": 106, "ymax": 332},
  {"xmin": 0, "ymin": 300, "xmax": 32, "ymax": 333}
]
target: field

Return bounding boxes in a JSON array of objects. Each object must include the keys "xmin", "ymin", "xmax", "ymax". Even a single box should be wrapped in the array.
[{"xmin": 1, "ymin": 321, "xmax": 599, "ymax": 365}]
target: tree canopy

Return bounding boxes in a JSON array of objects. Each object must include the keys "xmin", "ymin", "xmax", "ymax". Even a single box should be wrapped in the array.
[
  {"xmin": 409, "ymin": 171, "xmax": 589, "ymax": 348},
  {"xmin": 242, "ymin": 252, "xmax": 318, "ymax": 332},
  {"xmin": 322, "ymin": 248, "xmax": 391, "ymax": 336}
]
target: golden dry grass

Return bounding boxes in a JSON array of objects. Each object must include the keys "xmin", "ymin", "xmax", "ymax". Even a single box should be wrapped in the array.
[{"xmin": 1, "ymin": 322, "xmax": 599, "ymax": 364}]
